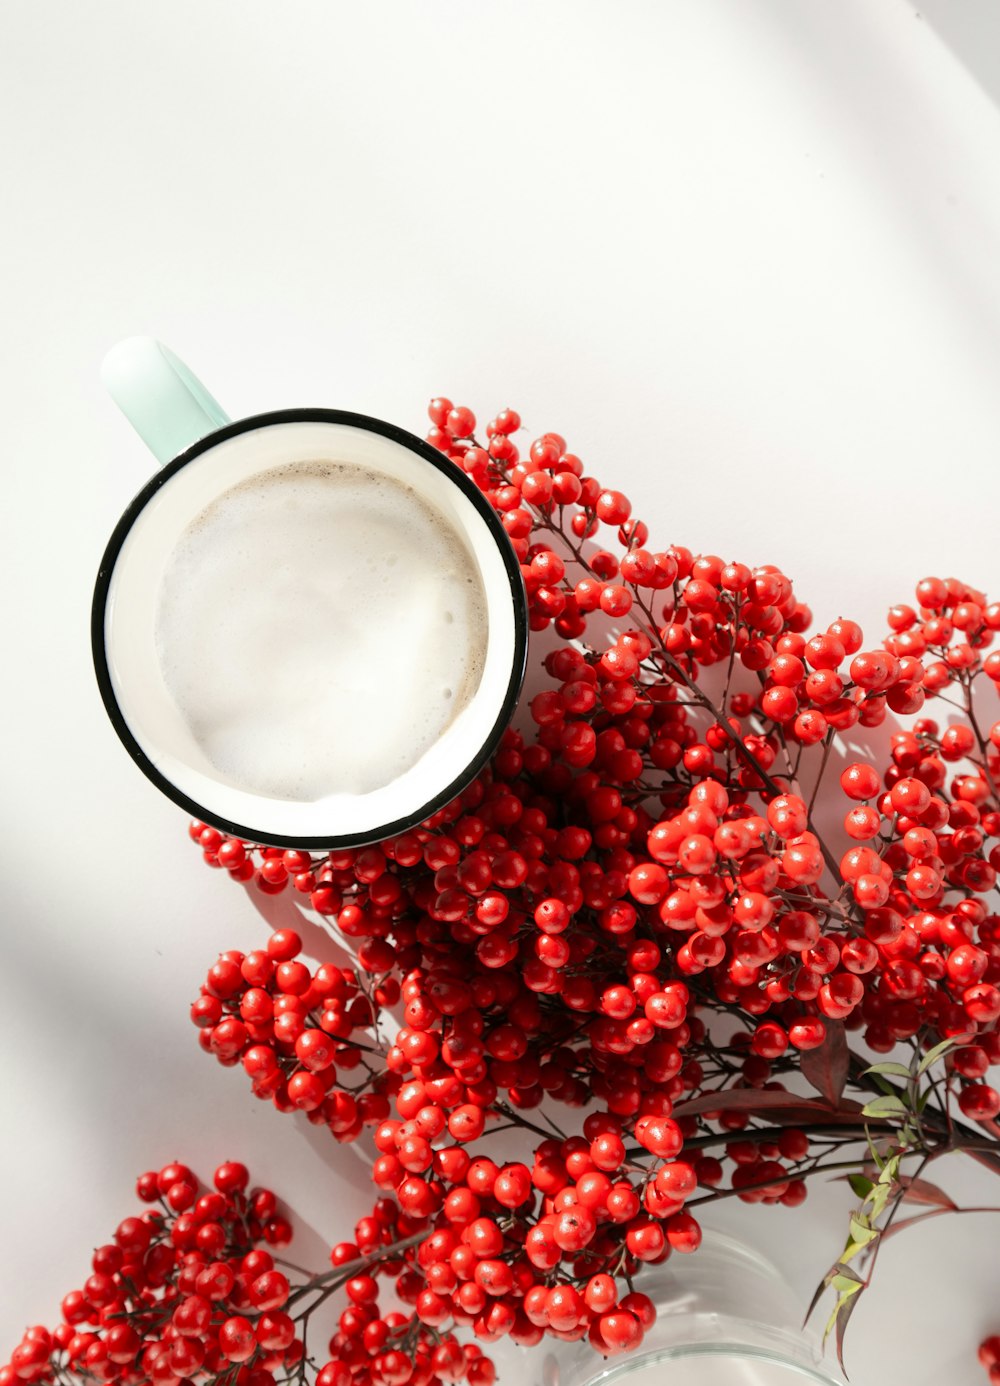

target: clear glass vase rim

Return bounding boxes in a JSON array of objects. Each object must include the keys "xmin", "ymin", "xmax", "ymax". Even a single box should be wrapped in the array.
[{"xmin": 581, "ymin": 1340, "xmax": 842, "ymax": 1386}]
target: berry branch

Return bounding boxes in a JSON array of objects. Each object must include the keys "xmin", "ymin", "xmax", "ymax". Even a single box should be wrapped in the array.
[{"xmin": 179, "ymin": 396, "xmax": 1000, "ymax": 1376}]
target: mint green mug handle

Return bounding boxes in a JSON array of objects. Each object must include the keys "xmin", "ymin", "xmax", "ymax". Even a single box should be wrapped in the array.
[{"xmin": 101, "ymin": 337, "xmax": 231, "ymax": 466}]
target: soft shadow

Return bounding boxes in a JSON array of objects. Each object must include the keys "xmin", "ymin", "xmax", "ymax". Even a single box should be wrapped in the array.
[
  {"xmin": 758, "ymin": 3, "xmax": 1000, "ymax": 354},
  {"xmin": 916, "ymin": 0, "xmax": 1000, "ymax": 112},
  {"xmin": 242, "ymin": 878, "xmax": 353, "ymax": 965}
]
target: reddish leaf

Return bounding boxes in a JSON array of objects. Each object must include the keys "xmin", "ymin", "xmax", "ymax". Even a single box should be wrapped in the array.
[
  {"xmin": 880, "ymin": 1209, "xmax": 950, "ymax": 1242},
  {"xmin": 672, "ymin": 1089, "xmax": 827, "ymax": 1116},
  {"xmin": 804, "ymin": 1262, "xmax": 847, "ymax": 1325},
  {"xmin": 800, "ymin": 1020, "xmax": 849, "ymax": 1106},
  {"xmin": 883, "ymin": 1204, "xmax": 1000, "ymax": 1242},
  {"xmin": 672, "ymin": 1088, "xmax": 866, "ymax": 1123},
  {"xmin": 805, "ymin": 1260, "xmax": 863, "ymax": 1327},
  {"xmin": 899, "ymin": 1175, "xmax": 957, "ymax": 1210},
  {"xmin": 761, "ymin": 1107, "xmax": 870, "ymax": 1128},
  {"xmin": 970, "ymin": 1148, "xmax": 1000, "ymax": 1179},
  {"xmin": 834, "ymin": 1285, "xmax": 861, "ymax": 1374}
]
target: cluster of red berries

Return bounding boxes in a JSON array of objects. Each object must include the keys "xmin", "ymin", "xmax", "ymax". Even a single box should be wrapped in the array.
[
  {"xmin": 189, "ymin": 926, "xmax": 391, "ymax": 1139},
  {"xmin": 193, "ymin": 397, "xmax": 1000, "ymax": 1100},
  {"xmin": 180, "ymin": 396, "xmax": 1000, "ymax": 1376},
  {"xmin": 317, "ymin": 1195, "xmax": 496, "ymax": 1386},
  {"xmin": 3, "ymin": 1164, "xmax": 299, "ymax": 1386},
  {"xmin": 3, "ymin": 1165, "xmax": 491, "ymax": 1386},
  {"xmin": 436, "ymin": 399, "xmax": 1000, "ymax": 1092}
]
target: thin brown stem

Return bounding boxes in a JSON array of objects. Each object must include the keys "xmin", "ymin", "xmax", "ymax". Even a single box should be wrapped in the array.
[
  {"xmin": 493, "ymin": 1101, "xmax": 567, "ymax": 1143},
  {"xmin": 631, "ymin": 590, "xmax": 853, "ymax": 903},
  {"xmin": 686, "ymin": 1157, "xmax": 865, "ymax": 1207},
  {"xmin": 285, "ymin": 1230, "xmax": 426, "ymax": 1307},
  {"xmin": 807, "ymin": 729, "xmax": 836, "ymax": 819},
  {"xmin": 962, "ymin": 672, "xmax": 1000, "ymax": 804},
  {"xmin": 676, "ymin": 1123, "xmax": 880, "ymax": 1154}
]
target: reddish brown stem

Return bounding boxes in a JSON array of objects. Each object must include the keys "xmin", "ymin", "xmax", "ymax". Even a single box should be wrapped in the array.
[{"xmin": 286, "ymin": 1230, "xmax": 426, "ymax": 1306}]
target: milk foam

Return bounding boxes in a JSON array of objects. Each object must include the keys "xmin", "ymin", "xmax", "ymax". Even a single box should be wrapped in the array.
[{"xmin": 154, "ymin": 460, "xmax": 489, "ymax": 802}]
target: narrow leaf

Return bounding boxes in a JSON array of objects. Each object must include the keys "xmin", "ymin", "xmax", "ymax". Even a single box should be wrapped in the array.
[
  {"xmin": 879, "ymin": 1153, "xmax": 902, "ymax": 1186},
  {"xmin": 846, "ymin": 1173, "xmax": 874, "ymax": 1199},
  {"xmin": 800, "ymin": 1020, "xmax": 849, "ymax": 1105},
  {"xmin": 805, "ymin": 1266, "xmax": 840, "ymax": 1325},
  {"xmin": 809, "ymin": 1259, "xmax": 864, "ymax": 1330},
  {"xmin": 834, "ymin": 1284, "xmax": 863, "ymax": 1373},
  {"xmin": 862, "ymin": 1062, "xmax": 912, "ymax": 1079},
  {"xmin": 849, "ymin": 1215, "xmax": 878, "ymax": 1246},
  {"xmin": 866, "ymin": 1132, "xmax": 886, "ymax": 1170},
  {"xmin": 916, "ymin": 1037, "xmax": 959, "ymax": 1076},
  {"xmin": 880, "ymin": 1210, "xmax": 952, "ymax": 1243},
  {"xmin": 868, "ymin": 1073, "xmax": 902, "ymax": 1098},
  {"xmin": 969, "ymin": 1148, "xmax": 1000, "ymax": 1179},
  {"xmin": 673, "ymin": 1091, "xmax": 870, "ymax": 1131},
  {"xmin": 861, "ymin": 1095, "xmax": 907, "ymax": 1118},
  {"xmin": 899, "ymin": 1177, "xmax": 958, "ymax": 1211},
  {"xmin": 868, "ymin": 1185, "xmax": 890, "ymax": 1219},
  {"xmin": 824, "ymin": 1274, "xmax": 863, "ymax": 1359},
  {"xmin": 672, "ymin": 1089, "xmax": 848, "ymax": 1117}
]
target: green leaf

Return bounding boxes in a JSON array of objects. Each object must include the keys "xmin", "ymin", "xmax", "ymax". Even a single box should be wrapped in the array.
[
  {"xmin": 866, "ymin": 1132, "xmax": 887, "ymax": 1170},
  {"xmin": 834, "ymin": 1280, "xmax": 864, "ymax": 1373},
  {"xmin": 863, "ymin": 1062, "xmax": 912, "ymax": 1079},
  {"xmin": 916, "ymin": 1037, "xmax": 960, "ymax": 1076},
  {"xmin": 881, "ymin": 1153, "xmax": 902, "ymax": 1185},
  {"xmin": 847, "ymin": 1173, "xmax": 874, "ymax": 1199},
  {"xmin": 849, "ymin": 1215, "xmax": 878, "ymax": 1247},
  {"xmin": 840, "ymin": 1232, "xmax": 870, "ymax": 1263},
  {"xmin": 808, "ymin": 1255, "xmax": 866, "ymax": 1368},
  {"xmin": 823, "ymin": 1269, "xmax": 864, "ymax": 1352},
  {"xmin": 822, "ymin": 1302, "xmax": 838, "ymax": 1343},
  {"xmin": 869, "ymin": 1074, "xmax": 901, "ymax": 1099},
  {"xmin": 862, "ymin": 1095, "xmax": 908, "ymax": 1118},
  {"xmin": 867, "ymin": 1184, "xmax": 891, "ymax": 1219}
]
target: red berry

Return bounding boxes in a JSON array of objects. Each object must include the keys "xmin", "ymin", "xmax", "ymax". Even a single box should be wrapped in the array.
[{"xmin": 218, "ymin": 1316, "xmax": 256, "ymax": 1362}]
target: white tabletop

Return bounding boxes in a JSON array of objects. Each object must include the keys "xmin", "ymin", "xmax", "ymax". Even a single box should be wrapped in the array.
[{"xmin": 3, "ymin": 2, "xmax": 1000, "ymax": 1382}]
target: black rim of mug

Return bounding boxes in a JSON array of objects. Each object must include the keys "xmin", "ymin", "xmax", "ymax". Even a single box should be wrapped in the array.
[{"xmin": 91, "ymin": 408, "xmax": 530, "ymax": 850}]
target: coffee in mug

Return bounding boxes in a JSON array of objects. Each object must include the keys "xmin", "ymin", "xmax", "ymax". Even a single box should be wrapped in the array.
[{"xmin": 154, "ymin": 458, "xmax": 489, "ymax": 801}]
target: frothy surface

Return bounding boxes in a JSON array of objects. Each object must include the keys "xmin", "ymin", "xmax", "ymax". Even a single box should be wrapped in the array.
[{"xmin": 154, "ymin": 460, "xmax": 488, "ymax": 801}]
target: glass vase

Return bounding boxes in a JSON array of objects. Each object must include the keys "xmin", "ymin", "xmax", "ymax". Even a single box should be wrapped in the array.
[{"xmin": 519, "ymin": 1231, "xmax": 846, "ymax": 1386}]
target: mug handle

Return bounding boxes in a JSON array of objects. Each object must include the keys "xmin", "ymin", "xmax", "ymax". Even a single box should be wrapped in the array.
[{"xmin": 101, "ymin": 337, "xmax": 231, "ymax": 467}]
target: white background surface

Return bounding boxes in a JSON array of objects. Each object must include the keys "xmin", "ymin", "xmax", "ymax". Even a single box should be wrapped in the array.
[{"xmin": 3, "ymin": 2, "xmax": 1000, "ymax": 1382}]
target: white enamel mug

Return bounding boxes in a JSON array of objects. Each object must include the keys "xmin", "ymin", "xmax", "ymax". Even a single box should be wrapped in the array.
[{"xmin": 93, "ymin": 339, "xmax": 528, "ymax": 848}]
